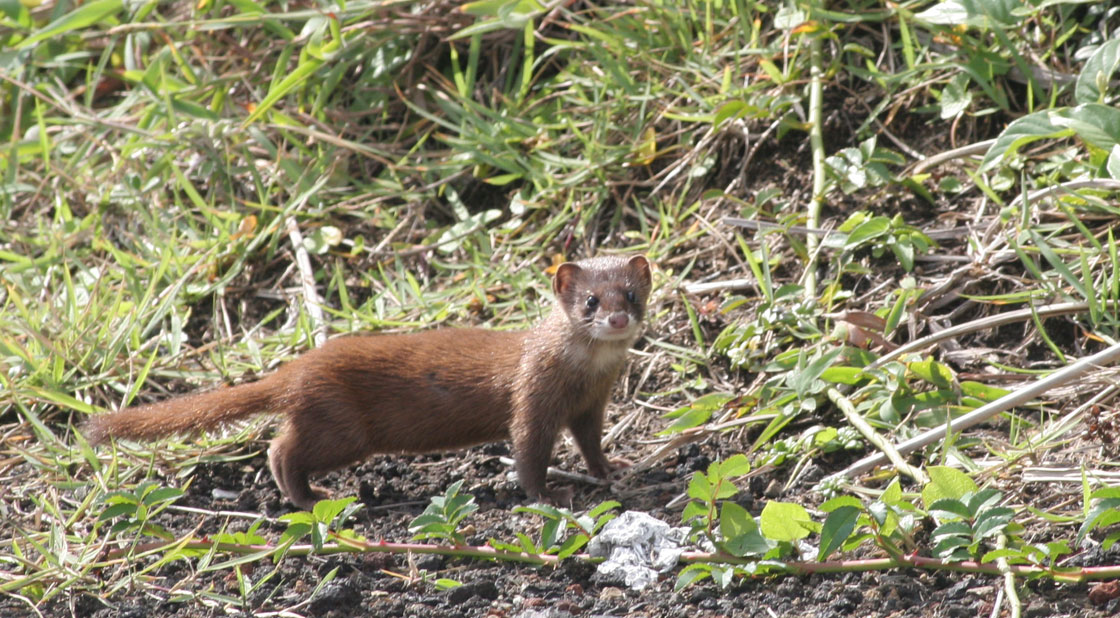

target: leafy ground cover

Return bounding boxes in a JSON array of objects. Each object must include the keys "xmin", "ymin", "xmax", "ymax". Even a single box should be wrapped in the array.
[{"xmin": 5, "ymin": 0, "xmax": 1120, "ymax": 616}]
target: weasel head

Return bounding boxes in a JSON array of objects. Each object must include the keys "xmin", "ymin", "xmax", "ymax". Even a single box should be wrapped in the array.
[{"xmin": 552, "ymin": 255, "xmax": 652, "ymax": 345}]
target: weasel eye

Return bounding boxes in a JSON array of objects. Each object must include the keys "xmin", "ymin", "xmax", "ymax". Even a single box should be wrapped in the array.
[
  {"xmin": 586, "ymin": 295, "xmax": 599, "ymax": 309},
  {"xmin": 625, "ymin": 290, "xmax": 637, "ymax": 303}
]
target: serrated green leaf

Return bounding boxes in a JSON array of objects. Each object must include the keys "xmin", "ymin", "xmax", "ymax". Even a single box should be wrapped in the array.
[
  {"xmin": 881, "ymin": 477, "xmax": 904, "ymax": 506},
  {"xmin": 588, "ymin": 500, "xmax": 621, "ymax": 519},
  {"xmin": 312, "ymin": 496, "xmax": 357, "ymax": 523},
  {"xmin": 965, "ymin": 488, "xmax": 1003, "ymax": 514},
  {"xmin": 687, "ymin": 472, "xmax": 714, "ymax": 503},
  {"xmin": 759, "ymin": 501, "xmax": 813, "ymax": 542},
  {"xmin": 922, "ymin": 466, "xmax": 978, "ymax": 508},
  {"xmin": 1077, "ymin": 498, "xmax": 1120, "ymax": 544},
  {"xmin": 717, "ymin": 454, "xmax": 752, "ymax": 479},
  {"xmin": 929, "ymin": 498, "xmax": 972, "ymax": 521},
  {"xmin": 973, "ymin": 507, "xmax": 1014, "ymax": 539},
  {"xmin": 720, "ymin": 502, "xmax": 770, "ymax": 557},
  {"xmin": 141, "ymin": 487, "xmax": 184, "ymax": 507},
  {"xmin": 931, "ymin": 520, "xmax": 972, "ymax": 539},
  {"xmin": 980, "ymin": 547, "xmax": 1025, "ymax": 563}
]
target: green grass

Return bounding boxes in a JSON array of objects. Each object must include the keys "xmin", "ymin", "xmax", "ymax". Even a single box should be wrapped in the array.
[{"xmin": 5, "ymin": 0, "xmax": 1120, "ymax": 613}]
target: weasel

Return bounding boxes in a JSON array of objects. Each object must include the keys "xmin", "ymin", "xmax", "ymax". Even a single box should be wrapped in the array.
[{"xmin": 84, "ymin": 255, "xmax": 652, "ymax": 510}]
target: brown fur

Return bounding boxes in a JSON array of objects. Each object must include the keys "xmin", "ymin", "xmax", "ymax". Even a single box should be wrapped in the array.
[{"xmin": 84, "ymin": 255, "xmax": 652, "ymax": 509}]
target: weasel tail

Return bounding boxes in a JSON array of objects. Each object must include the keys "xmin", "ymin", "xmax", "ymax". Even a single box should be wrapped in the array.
[{"xmin": 84, "ymin": 378, "xmax": 277, "ymax": 445}]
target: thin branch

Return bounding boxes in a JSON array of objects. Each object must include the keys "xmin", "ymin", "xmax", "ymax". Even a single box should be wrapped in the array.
[{"xmin": 835, "ymin": 340, "xmax": 1120, "ymax": 481}]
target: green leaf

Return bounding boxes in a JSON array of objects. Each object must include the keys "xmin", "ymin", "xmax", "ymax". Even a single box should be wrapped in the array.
[
  {"xmin": 279, "ymin": 522, "xmax": 311, "ymax": 546},
  {"xmin": 965, "ymin": 488, "xmax": 1003, "ymax": 514},
  {"xmin": 17, "ymin": 0, "xmax": 123, "ymax": 49},
  {"xmin": 1077, "ymin": 498, "xmax": 1120, "ymax": 544},
  {"xmin": 939, "ymin": 73, "xmax": 972, "ymax": 119},
  {"xmin": 820, "ymin": 366, "xmax": 865, "ymax": 385},
  {"xmin": 759, "ymin": 501, "xmax": 814, "ymax": 542},
  {"xmin": 682, "ymin": 501, "xmax": 708, "ymax": 525},
  {"xmin": 818, "ymin": 505, "xmax": 860, "ymax": 560},
  {"xmin": 959, "ymin": 381, "xmax": 1010, "ymax": 401},
  {"xmin": 556, "ymin": 534, "xmax": 589, "ymax": 559},
  {"xmin": 891, "ymin": 239, "xmax": 915, "ymax": 272},
  {"xmin": 789, "ymin": 347, "xmax": 845, "ymax": 397},
  {"xmin": 280, "ymin": 511, "xmax": 315, "ymax": 525},
  {"xmin": 980, "ymin": 110, "xmax": 1072, "ymax": 172},
  {"xmin": 931, "ymin": 520, "xmax": 972, "ymax": 538},
  {"xmin": 881, "ymin": 477, "xmax": 904, "ymax": 506},
  {"xmin": 244, "ymin": 50, "xmax": 326, "ymax": 126},
  {"xmin": 312, "ymin": 497, "xmax": 358, "ymax": 523},
  {"xmin": 973, "ymin": 507, "xmax": 1014, "ymax": 539},
  {"xmin": 687, "ymin": 471, "xmax": 714, "ymax": 504},
  {"xmin": 720, "ymin": 502, "xmax": 770, "ymax": 557},
  {"xmin": 434, "ymin": 578, "xmax": 462, "ymax": 590},
  {"xmin": 844, "ymin": 216, "xmax": 891, "ymax": 248},
  {"xmin": 674, "ymin": 564, "xmax": 711, "ymax": 591},
  {"xmin": 1090, "ymin": 488, "xmax": 1120, "ymax": 500},
  {"xmin": 588, "ymin": 500, "xmax": 621, "ymax": 520},
  {"xmin": 714, "ymin": 100, "xmax": 749, "ymax": 128},
  {"xmin": 907, "ymin": 358, "xmax": 955, "ymax": 388},
  {"xmin": 1076, "ymin": 39, "xmax": 1120, "ymax": 104},
  {"xmin": 1108, "ymin": 145, "xmax": 1120, "ymax": 181},
  {"xmin": 821, "ymin": 497, "xmax": 864, "ymax": 515},
  {"xmin": 1052, "ymin": 103, "xmax": 1120, "ymax": 151},
  {"xmin": 915, "ymin": 0, "xmax": 1016, "ymax": 27},
  {"xmin": 97, "ymin": 503, "xmax": 139, "ymax": 522},
  {"xmin": 716, "ymin": 454, "xmax": 752, "ymax": 479},
  {"xmin": 460, "ymin": 0, "xmax": 542, "ymax": 18},
  {"xmin": 929, "ymin": 498, "xmax": 972, "ymax": 521},
  {"xmin": 922, "ymin": 467, "xmax": 978, "ymax": 508},
  {"xmin": 141, "ymin": 487, "xmax": 185, "ymax": 507},
  {"xmin": 980, "ymin": 547, "xmax": 1026, "ymax": 562}
]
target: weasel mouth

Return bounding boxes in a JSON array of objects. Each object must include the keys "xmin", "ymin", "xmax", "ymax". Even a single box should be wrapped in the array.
[{"xmin": 591, "ymin": 323, "xmax": 637, "ymax": 341}]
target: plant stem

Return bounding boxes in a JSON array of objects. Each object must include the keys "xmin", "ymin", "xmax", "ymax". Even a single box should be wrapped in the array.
[
  {"xmin": 105, "ymin": 537, "xmax": 565, "ymax": 566},
  {"xmin": 803, "ymin": 13, "xmax": 825, "ymax": 299},
  {"xmin": 679, "ymin": 552, "xmax": 1120, "ymax": 583}
]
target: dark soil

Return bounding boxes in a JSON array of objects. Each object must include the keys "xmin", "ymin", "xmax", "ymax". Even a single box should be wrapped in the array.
[{"xmin": 12, "ymin": 385, "xmax": 1118, "ymax": 618}]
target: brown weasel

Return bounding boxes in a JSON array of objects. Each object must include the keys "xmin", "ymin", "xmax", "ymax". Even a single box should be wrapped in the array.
[{"xmin": 84, "ymin": 255, "xmax": 652, "ymax": 509}]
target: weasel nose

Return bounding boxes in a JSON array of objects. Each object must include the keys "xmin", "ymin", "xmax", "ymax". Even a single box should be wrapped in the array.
[{"xmin": 609, "ymin": 313, "xmax": 629, "ymax": 329}]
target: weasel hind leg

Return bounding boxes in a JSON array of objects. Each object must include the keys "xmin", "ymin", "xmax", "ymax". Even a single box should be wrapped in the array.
[{"xmin": 268, "ymin": 432, "xmax": 330, "ymax": 510}]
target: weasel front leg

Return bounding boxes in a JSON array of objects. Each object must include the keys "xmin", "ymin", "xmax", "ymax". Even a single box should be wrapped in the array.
[
  {"xmin": 567, "ymin": 406, "xmax": 614, "ymax": 479},
  {"xmin": 510, "ymin": 387, "xmax": 576, "ymax": 504}
]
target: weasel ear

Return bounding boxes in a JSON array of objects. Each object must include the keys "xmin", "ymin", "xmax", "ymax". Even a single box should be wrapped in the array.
[
  {"xmin": 627, "ymin": 255, "xmax": 652, "ymax": 286},
  {"xmin": 553, "ymin": 263, "xmax": 581, "ymax": 297}
]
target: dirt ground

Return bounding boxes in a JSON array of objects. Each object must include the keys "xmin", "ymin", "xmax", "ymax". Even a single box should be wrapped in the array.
[{"xmin": 18, "ymin": 371, "xmax": 1120, "ymax": 617}]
